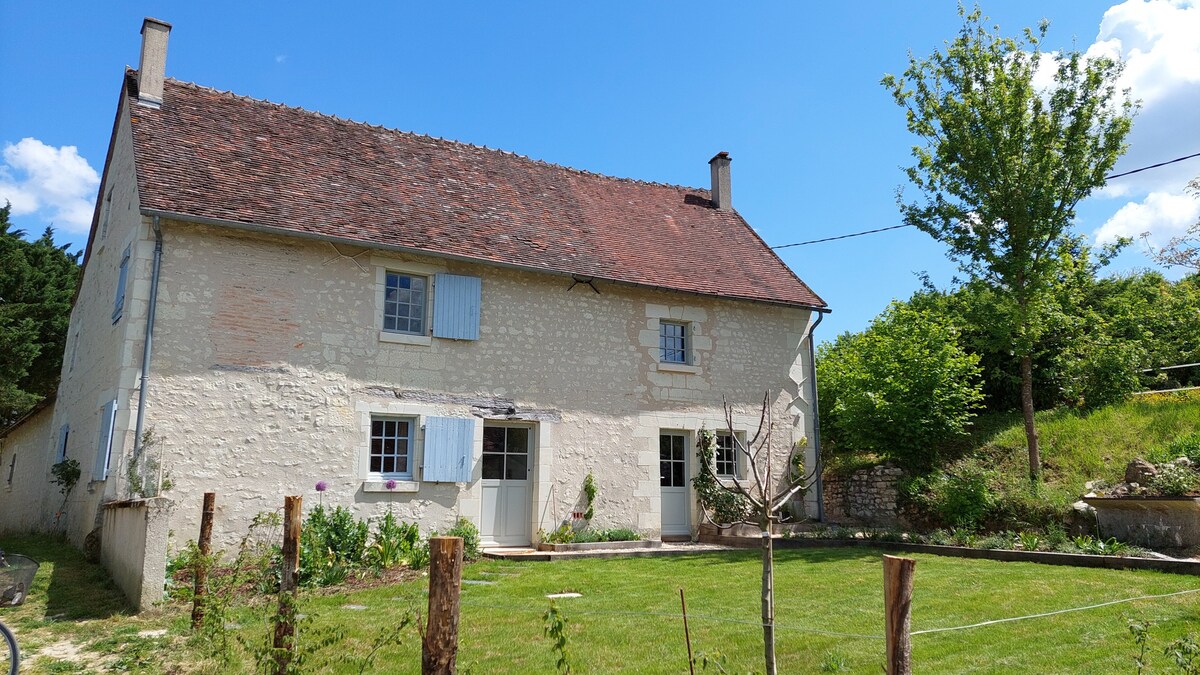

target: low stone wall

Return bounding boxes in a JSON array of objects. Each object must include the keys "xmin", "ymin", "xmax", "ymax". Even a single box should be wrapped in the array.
[
  {"xmin": 823, "ymin": 464, "xmax": 904, "ymax": 526},
  {"xmin": 1086, "ymin": 497, "xmax": 1200, "ymax": 548},
  {"xmin": 100, "ymin": 497, "xmax": 172, "ymax": 612}
]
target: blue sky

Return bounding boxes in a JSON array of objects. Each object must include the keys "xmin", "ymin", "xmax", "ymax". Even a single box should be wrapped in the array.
[{"xmin": 2, "ymin": 1, "xmax": 1197, "ymax": 341}]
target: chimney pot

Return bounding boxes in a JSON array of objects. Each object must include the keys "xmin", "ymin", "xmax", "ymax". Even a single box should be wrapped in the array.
[
  {"xmin": 709, "ymin": 151, "xmax": 732, "ymax": 211},
  {"xmin": 137, "ymin": 17, "xmax": 172, "ymax": 108}
]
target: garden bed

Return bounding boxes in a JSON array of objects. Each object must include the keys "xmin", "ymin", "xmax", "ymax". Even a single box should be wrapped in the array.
[
  {"xmin": 697, "ymin": 533, "xmax": 1200, "ymax": 575},
  {"xmin": 536, "ymin": 539, "xmax": 662, "ymax": 552}
]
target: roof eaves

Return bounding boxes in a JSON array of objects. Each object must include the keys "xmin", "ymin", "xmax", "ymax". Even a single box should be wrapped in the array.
[{"xmin": 142, "ymin": 207, "xmax": 827, "ymax": 311}]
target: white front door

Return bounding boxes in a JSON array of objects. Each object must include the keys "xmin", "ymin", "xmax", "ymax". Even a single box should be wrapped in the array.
[
  {"xmin": 660, "ymin": 432, "xmax": 690, "ymax": 536},
  {"xmin": 481, "ymin": 425, "xmax": 532, "ymax": 546}
]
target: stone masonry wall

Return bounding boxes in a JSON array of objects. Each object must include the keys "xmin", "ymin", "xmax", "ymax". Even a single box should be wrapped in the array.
[{"xmin": 822, "ymin": 464, "xmax": 904, "ymax": 526}]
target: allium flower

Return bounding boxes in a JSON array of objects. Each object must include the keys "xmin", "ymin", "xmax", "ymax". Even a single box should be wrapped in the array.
[
  {"xmin": 315, "ymin": 480, "xmax": 329, "ymax": 492},
  {"xmin": 385, "ymin": 479, "xmax": 398, "ymax": 490}
]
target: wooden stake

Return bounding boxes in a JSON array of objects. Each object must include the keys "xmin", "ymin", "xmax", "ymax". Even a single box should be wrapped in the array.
[
  {"xmin": 681, "ymin": 588, "xmax": 695, "ymax": 675},
  {"xmin": 422, "ymin": 536, "xmax": 464, "ymax": 675},
  {"xmin": 883, "ymin": 555, "xmax": 916, "ymax": 675},
  {"xmin": 273, "ymin": 495, "xmax": 302, "ymax": 675},
  {"xmin": 191, "ymin": 491, "xmax": 216, "ymax": 629}
]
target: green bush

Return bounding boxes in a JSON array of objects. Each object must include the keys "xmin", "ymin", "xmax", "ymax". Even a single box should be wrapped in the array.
[
  {"xmin": 1150, "ymin": 463, "xmax": 1200, "ymax": 497},
  {"xmin": 367, "ymin": 512, "xmax": 420, "ymax": 569},
  {"xmin": 1150, "ymin": 432, "xmax": 1200, "ymax": 465},
  {"xmin": 818, "ymin": 302, "xmax": 984, "ymax": 470},
  {"xmin": 299, "ymin": 505, "xmax": 369, "ymax": 587},
  {"xmin": 440, "ymin": 517, "xmax": 481, "ymax": 560},
  {"xmin": 570, "ymin": 528, "xmax": 641, "ymax": 543},
  {"xmin": 903, "ymin": 461, "xmax": 995, "ymax": 529}
]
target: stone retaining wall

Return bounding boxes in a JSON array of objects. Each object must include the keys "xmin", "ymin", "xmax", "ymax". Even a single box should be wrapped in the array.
[{"xmin": 823, "ymin": 464, "xmax": 904, "ymax": 526}]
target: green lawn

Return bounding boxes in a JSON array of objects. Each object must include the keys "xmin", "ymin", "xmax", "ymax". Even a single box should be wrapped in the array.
[{"xmin": 2, "ymin": 536, "xmax": 1198, "ymax": 673}]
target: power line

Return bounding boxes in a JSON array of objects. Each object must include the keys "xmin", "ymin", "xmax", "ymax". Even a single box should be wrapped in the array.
[{"xmin": 769, "ymin": 151, "xmax": 1200, "ymax": 250}]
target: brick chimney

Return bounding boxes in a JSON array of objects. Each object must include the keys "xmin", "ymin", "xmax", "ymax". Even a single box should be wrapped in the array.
[
  {"xmin": 137, "ymin": 17, "xmax": 172, "ymax": 107},
  {"xmin": 709, "ymin": 151, "xmax": 731, "ymax": 211}
]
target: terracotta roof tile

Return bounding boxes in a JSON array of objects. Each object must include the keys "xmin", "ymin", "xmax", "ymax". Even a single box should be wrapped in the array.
[{"xmin": 127, "ymin": 72, "xmax": 825, "ymax": 308}]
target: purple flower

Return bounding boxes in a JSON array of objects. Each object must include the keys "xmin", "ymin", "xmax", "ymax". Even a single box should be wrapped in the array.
[
  {"xmin": 385, "ymin": 479, "xmax": 398, "ymax": 491},
  {"xmin": 315, "ymin": 480, "xmax": 329, "ymax": 492}
]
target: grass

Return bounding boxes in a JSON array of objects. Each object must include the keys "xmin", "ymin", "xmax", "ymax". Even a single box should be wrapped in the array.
[
  {"xmin": 975, "ymin": 390, "xmax": 1200, "ymax": 510},
  {"xmin": 2, "ymin": 535, "xmax": 1198, "ymax": 673}
]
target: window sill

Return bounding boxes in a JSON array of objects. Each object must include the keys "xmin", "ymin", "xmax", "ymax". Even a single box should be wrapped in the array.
[
  {"xmin": 379, "ymin": 331, "xmax": 432, "ymax": 346},
  {"xmin": 655, "ymin": 362, "xmax": 701, "ymax": 374},
  {"xmin": 363, "ymin": 480, "xmax": 420, "ymax": 493}
]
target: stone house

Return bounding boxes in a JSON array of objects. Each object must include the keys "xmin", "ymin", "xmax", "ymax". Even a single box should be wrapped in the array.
[{"xmin": 0, "ymin": 19, "xmax": 827, "ymax": 608}]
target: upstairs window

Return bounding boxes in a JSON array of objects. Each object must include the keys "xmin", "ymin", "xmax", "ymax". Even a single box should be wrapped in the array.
[
  {"xmin": 660, "ymin": 321, "xmax": 689, "ymax": 364},
  {"xmin": 383, "ymin": 272, "xmax": 427, "ymax": 335},
  {"xmin": 56, "ymin": 424, "xmax": 70, "ymax": 462}
]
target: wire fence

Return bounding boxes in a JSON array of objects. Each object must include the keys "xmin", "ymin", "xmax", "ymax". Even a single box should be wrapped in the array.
[{"xmin": 453, "ymin": 584, "xmax": 1200, "ymax": 642}]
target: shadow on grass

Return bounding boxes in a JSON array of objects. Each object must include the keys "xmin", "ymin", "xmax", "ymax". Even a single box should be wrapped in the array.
[{"xmin": 1, "ymin": 533, "xmax": 130, "ymax": 623}]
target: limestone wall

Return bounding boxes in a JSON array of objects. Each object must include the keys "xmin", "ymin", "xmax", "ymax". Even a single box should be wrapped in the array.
[
  {"xmin": 145, "ymin": 221, "xmax": 818, "ymax": 548},
  {"xmin": 100, "ymin": 497, "xmax": 172, "ymax": 611},
  {"xmin": 0, "ymin": 404, "xmax": 56, "ymax": 534},
  {"xmin": 823, "ymin": 464, "xmax": 904, "ymax": 526}
]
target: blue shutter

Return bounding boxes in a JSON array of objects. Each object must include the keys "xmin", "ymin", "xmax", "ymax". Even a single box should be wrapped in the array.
[
  {"xmin": 56, "ymin": 424, "xmax": 70, "ymax": 461},
  {"xmin": 113, "ymin": 244, "xmax": 130, "ymax": 323},
  {"xmin": 92, "ymin": 400, "xmax": 118, "ymax": 481},
  {"xmin": 422, "ymin": 416, "xmax": 474, "ymax": 482},
  {"xmin": 432, "ymin": 273, "xmax": 481, "ymax": 340}
]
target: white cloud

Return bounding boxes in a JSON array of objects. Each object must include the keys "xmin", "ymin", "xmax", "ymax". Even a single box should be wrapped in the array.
[
  {"xmin": 1086, "ymin": 1, "xmax": 1200, "ymax": 244},
  {"xmin": 0, "ymin": 137, "xmax": 100, "ymax": 234},
  {"xmin": 1095, "ymin": 190, "xmax": 1200, "ymax": 243}
]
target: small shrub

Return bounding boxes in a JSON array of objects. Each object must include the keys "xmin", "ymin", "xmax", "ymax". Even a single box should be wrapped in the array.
[
  {"xmin": 299, "ymin": 505, "xmax": 369, "ymax": 587},
  {"xmin": 438, "ymin": 517, "xmax": 481, "ymax": 560},
  {"xmin": 980, "ymin": 533, "xmax": 1014, "ymax": 550},
  {"xmin": 903, "ymin": 462, "xmax": 995, "ymax": 529},
  {"xmin": 1150, "ymin": 463, "xmax": 1200, "ymax": 497},
  {"xmin": 367, "ymin": 512, "xmax": 420, "ymax": 570},
  {"xmin": 1156, "ymin": 432, "xmax": 1200, "ymax": 465},
  {"xmin": 820, "ymin": 651, "xmax": 850, "ymax": 672},
  {"xmin": 1017, "ymin": 532, "xmax": 1042, "ymax": 551}
]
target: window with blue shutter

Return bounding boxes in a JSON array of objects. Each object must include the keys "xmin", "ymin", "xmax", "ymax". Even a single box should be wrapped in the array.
[
  {"xmin": 422, "ymin": 416, "xmax": 474, "ymax": 482},
  {"xmin": 92, "ymin": 399, "xmax": 118, "ymax": 481},
  {"xmin": 56, "ymin": 424, "xmax": 70, "ymax": 462},
  {"xmin": 432, "ymin": 273, "xmax": 481, "ymax": 340},
  {"xmin": 113, "ymin": 244, "xmax": 131, "ymax": 323}
]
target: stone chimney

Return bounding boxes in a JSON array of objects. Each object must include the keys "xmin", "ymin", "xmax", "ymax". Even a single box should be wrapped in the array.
[
  {"xmin": 709, "ymin": 151, "xmax": 731, "ymax": 211},
  {"xmin": 137, "ymin": 17, "xmax": 172, "ymax": 107}
]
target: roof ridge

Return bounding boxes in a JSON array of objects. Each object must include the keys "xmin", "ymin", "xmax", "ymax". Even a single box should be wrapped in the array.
[{"xmin": 140, "ymin": 69, "xmax": 710, "ymax": 194}]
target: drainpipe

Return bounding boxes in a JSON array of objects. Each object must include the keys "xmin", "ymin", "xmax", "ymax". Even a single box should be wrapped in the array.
[
  {"xmin": 806, "ymin": 310, "xmax": 827, "ymax": 522},
  {"xmin": 130, "ymin": 216, "xmax": 164, "ymax": 496}
]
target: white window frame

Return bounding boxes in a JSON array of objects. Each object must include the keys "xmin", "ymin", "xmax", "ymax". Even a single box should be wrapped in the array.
[
  {"xmin": 92, "ymin": 399, "xmax": 118, "ymax": 482},
  {"xmin": 660, "ymin": 320, "xmax": 690, "ymax": 365},
  {"xmin": 714, "ymin": 431, "xmax": 745, "ymax": 479},
  {"xmin": 373, "ymin": 257, "xmax": 443, "ymax": 346},
  {"xmin": 100, "ymin": 187, "xmax": 114, "ymax": 240},
  {"xmin": 368, "ymin": 414, "xmax": 417, "ymax": 480},
  {"xmin": 382, "ymin": 271, "xmax": 429, "ymax": 336}
]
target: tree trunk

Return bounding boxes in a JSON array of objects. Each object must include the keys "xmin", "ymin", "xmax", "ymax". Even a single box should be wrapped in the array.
[
  {"xmin": 761, "ymin": 518, "xmax": 776, "ymax": 675},
  {"xmin": 1020, "ymin": 354, "xmax": 1041, "ymax": 481}
]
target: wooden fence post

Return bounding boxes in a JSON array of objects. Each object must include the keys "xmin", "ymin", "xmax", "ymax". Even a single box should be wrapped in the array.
[
  {"xmin": 883, "ymin": 555, "xmax": 916, "ymax": 675},
  {"xmin": 273, "ymin": 495, "xmax": 302, "ymax": 675},
  {"xmin": 422, "ymin": 536, "xmax": 464, "ymax": 674},
  {"xmin": 190, "ymin": 491, "xmax": 216, "ymax": 629}
]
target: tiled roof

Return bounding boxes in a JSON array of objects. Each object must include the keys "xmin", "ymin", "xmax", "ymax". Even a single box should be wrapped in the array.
[{"xmin": 126, "ymin": 72, "xmax": 825, "ymax": 308}]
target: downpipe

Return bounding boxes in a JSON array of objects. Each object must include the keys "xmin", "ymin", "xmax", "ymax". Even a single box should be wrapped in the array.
[{"xmin": 130, "ymin": 216, "xmax": 163, "ymax": 496}]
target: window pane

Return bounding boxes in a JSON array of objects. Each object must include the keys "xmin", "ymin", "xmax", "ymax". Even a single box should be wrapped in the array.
[
  {"xmin": 660, "ymin": 435, "xmax": 672, "ymax": 460},
  {"xmin": 660, "ymin": 461, "xmax": 671, "ymax": 486},
  {"xmin": 672, "ymin": 435, "xmax": 685, "ymax": 460},
  {"xmin": 482, "ymin": 454, "xmax": 503, "ymax": 480},
  {"xmin": 505, "ymin": 454, "xmax": 528, "ymax": 480},
  {"xmin": 483, "ymin": 427, "xmax": 505, "ymax": 453},
  {"xmin": 672, "ymin": 461, "xmax": 685, "ymax": 487},
  {"xmin": 507, "ymin": 428, "xmax": 529, "ymax": 454},
  {"xmin": 370, "ymin": 416, "xmax": 412, "ymax": 477}
]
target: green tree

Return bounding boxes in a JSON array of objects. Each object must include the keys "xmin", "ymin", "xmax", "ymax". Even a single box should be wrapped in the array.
[
  {"xmin": 1146, "ymin": 177, "xmax": 1200, "ymax": 272},
  {"xmin": 0, "ymin": 202, "xmax": 81, "ymax": 426},
  {"xmin": 882, "ymin": 6, "xmax": 1135, "ymax": 480},
  {"xmin": 817, "ymin": 302, "xmax": 984, "ymax": 470}
]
